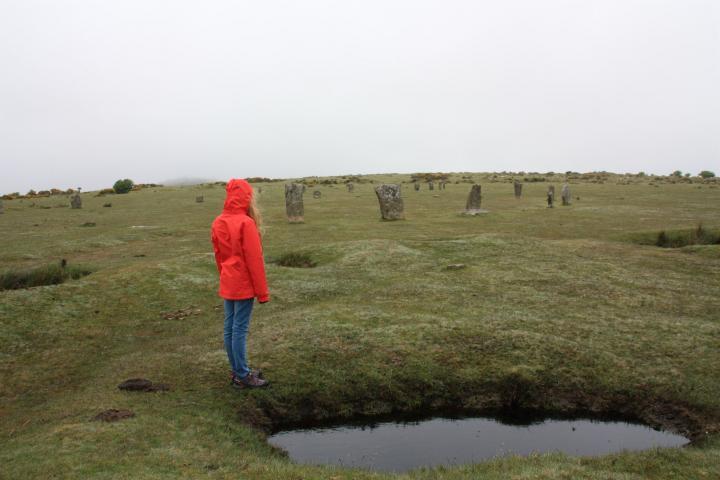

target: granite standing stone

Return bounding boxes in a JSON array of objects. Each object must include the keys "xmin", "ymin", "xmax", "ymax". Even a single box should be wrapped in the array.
[
  {"xmin": 428, "ymin": 181, "xmax": 434, "ymax": 191},
  {"xmin": 547, "ymin": 185, "xmax": 555, "ymax": 208},
  {"xmin": 414, "ymin": 182, "xmax": 420, "ymax": 191},
  {"xmin": 561, "ymin": 184, "xmax": 571, "ymax": 206},
  {"xmin": 0, "ymin": 198, "xmax": 4, "ymax": 214},
  {"xmin": 464, "ymin": 184, "xmax": 484, "ymax": 214},
  {"xmin": 70, "ymin": 189, "xmax": 82, "ymax": 209},
  {"xmin": 346, "ymin": 183, "xmax": 354, "ymax": 193},
  {"xmin": 514, "ymin": 181, "xmax": 523, "ymax": 198},
  {"xmin": 285, "ymin": 183, "xmax": 305, "ymax": 222},
  {"xmin": 374, "ymin": 184, "xmax": 405, "ymax": 220}
]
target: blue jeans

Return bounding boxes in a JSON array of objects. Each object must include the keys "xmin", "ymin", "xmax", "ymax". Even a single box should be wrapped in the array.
[{"xmin": 223, "ymin": 298, "xmax": 254, "ymax": 378}]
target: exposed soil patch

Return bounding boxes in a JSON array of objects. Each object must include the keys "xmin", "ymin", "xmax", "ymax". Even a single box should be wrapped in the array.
[
  {"xmin": 93, "ymin": 409, "xmax": 135, "ymax": 422},
  {"xmin": 161, "ymin": 307, "xmax": 201, "ymax": 320},
  {"xmin": 118, "ymin": 378, "xmax": 170, "ymax": 392}
]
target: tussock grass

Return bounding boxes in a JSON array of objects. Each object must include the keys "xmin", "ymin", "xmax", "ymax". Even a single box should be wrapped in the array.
[
  {"xmin": 629, "ymin": 224, "xmax": 720, "ymax": 248},
  {"xmin": 0, "ymin": 261, "xmax": 92, "ymax": 290},
  {"xmin": 276, "ymin": 251, "xmax": 317, "ymax": 268}
]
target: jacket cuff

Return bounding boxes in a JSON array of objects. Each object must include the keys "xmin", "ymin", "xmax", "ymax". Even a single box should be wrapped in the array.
[{"xmin": 258, "ymin": 294, "xmax": 270, "ymax": 303}]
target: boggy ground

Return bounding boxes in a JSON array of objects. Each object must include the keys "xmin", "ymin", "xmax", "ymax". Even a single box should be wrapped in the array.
[{"xmin": 1, "ymin": 174, "xmax": 719, "ymax": 479}]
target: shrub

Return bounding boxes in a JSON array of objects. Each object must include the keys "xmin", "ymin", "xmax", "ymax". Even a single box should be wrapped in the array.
[
  {"xmin": 0, "ymin": 261, "xmax": 92, "ymax": 291},
  {"xmin": 276, "ymin": 252, "xmax": 317, "ymax": 268},
  {"xmin": 699, "ymin": 171, "xmax": 715, "ymax": 179},
  {"xmin": 113, "ymin": 179, "xmax": 135, "ymax": 194},
  {"xmin": 671, "ymin": 170, "xmax": 683, "ymax": 177}
]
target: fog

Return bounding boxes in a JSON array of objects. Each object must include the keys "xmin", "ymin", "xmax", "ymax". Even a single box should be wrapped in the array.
[{"xmin": 1, "ymin": 0, "xmax": 718, "ymax": 193}]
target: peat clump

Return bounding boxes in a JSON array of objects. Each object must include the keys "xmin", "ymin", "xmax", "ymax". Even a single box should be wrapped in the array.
[
  {"xmin": 92, "ymin": 409, "xmax": 135, "ymax": 422},
  {"xmin": 118, "ymin": 378, "xmax": 170, "ymax": 392}
]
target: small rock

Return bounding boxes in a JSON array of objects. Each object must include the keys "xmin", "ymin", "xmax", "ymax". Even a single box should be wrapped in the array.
[
  {"xmin": 93, "ymin": 409, "xmax": 135, "ymax": 422},
  {"xmin": 103, "ymin": 203, "xmax": 112, "ymax": 208},
  {"xmin": 446, "ymin": 264, "xmax": 466, "ymax": 270}
]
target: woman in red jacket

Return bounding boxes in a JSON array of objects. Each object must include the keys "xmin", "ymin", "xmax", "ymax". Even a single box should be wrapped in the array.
[{"xmin": 211, "ymin": 179, "xmax": 269, "ymax": 389}]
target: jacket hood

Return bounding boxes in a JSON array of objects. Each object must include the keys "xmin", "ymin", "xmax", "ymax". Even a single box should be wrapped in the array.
[{"xmin": 223, "ymin": 178, "xmax": 253, "ymax": 214}]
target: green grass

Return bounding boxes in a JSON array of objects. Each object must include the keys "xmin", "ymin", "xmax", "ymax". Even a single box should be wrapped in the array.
[{"xmin": 1, "ymin": 173, "xmax": 719, "ymax": 479}]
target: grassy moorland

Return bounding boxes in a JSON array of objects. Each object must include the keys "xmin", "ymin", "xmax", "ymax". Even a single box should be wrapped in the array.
[{"xmin": 1, "ymin": 173, "xmax": 719, "ymax": 479}]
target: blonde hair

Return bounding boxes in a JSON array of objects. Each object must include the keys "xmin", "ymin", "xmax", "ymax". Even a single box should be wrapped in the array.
[{"xmin": 247, "ymin": 193, "xmax": 263, "ymax": 236}]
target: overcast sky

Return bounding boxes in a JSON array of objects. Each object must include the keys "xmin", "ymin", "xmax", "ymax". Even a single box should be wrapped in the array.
[{"xmin": 1, "ymin": 0, "xmax": 718, "ymax": 193}]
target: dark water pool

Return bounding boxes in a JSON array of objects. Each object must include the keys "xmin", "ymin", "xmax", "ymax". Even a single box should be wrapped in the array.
[{"xmin": 268, "ymin": 416, "xmax": 688, "ymax": 472}]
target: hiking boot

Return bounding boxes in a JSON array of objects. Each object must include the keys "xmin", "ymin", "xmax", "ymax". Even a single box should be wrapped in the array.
[
  {"xmin": 229, "ymin": 369, "xmax": 263, "ymax": 384},
  {"xmin": 231, "ymin": 371, "xmax": 268, "ymax": 389}
]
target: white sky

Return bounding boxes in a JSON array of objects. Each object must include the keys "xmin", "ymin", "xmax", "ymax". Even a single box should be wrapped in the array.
[{"xmin": 1, "ymin": 0, "xmax": 718, "ymax": 193}]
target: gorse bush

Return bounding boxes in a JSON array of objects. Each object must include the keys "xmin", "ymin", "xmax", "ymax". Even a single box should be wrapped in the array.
[
  {"xmin": 113, "ymin": 179, "xmax": 134, "ymax": 194},
  {"xmin": 0, "ymin": 261, "xmax": 92, "ymax": 291},
  {"xmin": 276, "ymin": 252, "xmax": 317, "ymax": 268}
]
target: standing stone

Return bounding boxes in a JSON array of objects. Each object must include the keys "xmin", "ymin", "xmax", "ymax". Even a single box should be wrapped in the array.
[
  {"xmin": 561, "ymin": 184, "xmax": 571, "ymax": 206},
  {"xmin": 313, "ymin": 190, "xmax": 322, "ymax": 199},
  {"xmin": 70, "ymin": 188, "xmax": 82, "ymax": 209},
  {"xmin": 196, "ymin": 196, "xmax": 204, "ymax": 203},
  {"xmin": 514, "ymin": 181, "xmax": 523, "ymax": 198},
  {"xmin": 285, "ymin": 183, "xmax": 305, "ymax": 223},
  {"xmin": 0, "ymin": 198, "xmax": 3, "ymax": 214},
  {"xmin": 374, "ymin": 184, "xmax": 404, "ymax": 220},
  {"xmin": 428, "ymin": 181, "xmax": 434, "ymax": 191},
  {"xmin": 414, "ymin": 182, "xmax": 420, "ymax": 191},
  {"xmin": 346, "ymin": 183, "xmax": 354, "ymax": 193},
  {"xmin": 463, "ymin": 184, "xmax": 485, "ymax": 214},
  {"xmin": 547, "ymin": 185, "xmax": 555, "ymax": 208}
]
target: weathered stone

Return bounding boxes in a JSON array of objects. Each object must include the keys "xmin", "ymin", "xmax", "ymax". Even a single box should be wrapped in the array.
[
  {"xmin": 428, "ymin": 181, "xmax": 434, "ymax": 191},
  {"xmin": 0, "ymin": 198, "xmax": 3, "ymax": 214},
  {"xmin": 465, "ymin": 184, "xmax": 482, "ymax": 212},
  {"xmin": 374, "ymin": 184, "xmax": 404, "ymax": 220},
  {"xmin": 313, "ymin": 190, "xmax": 321, "ymax": 199},
  {"xmin": 70, "ymin": 188, "xmax": 82, "ymax": 209},
  {"xmin": 346, "ymin": 182, "xmax": 354, "ymax": 193},
  {"xmin": 514, "ymin": 181, "xmax": 523, "ymax": 198},
  {"xmin": 561, "ymin": 184, "xmax": 571, "ymax": 206},
  {"xmin": 414, "ymin": 182, "xmax": 420, "ymax": 191},
  {"xmin": 285, "ymin": 183, "xmax": 305, "ymax": 222},
  {"xmin": 547, "ymin": 185, "xmax": 555, "ymax": 208},
  {"xmin": 196, "ymin": 196, "xmax": 204, "ymax": 203},
  {"xmin": 446, "ymin": 264, "xmax": 466, "ymax": 270}
]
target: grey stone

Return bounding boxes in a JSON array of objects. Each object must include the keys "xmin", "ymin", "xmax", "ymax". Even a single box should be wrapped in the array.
[
  {"xmin": 561, "ymin": 184, "xmax": 571, "ymax": 206},
  {"xmin": 346, "ymin": 182, "xmax": 354, "ymax": 193},
  {"xmin": 374, "ymin": 184, "xmax": 405, "ymax": 220},
  {"xmin": 70, "ymin": 188, "xmax": 82, "ymax": 209},
  {"xmin": 465, "ymin": 184, "xmax": 482, "ymax": 212},
  {"xmin": 196, "ymin": 196, "xmax": 204, "ymax": 203},
  {"xmin": 428, "ymin": 181, "xmax": 434, "ymax": 191},
  {"xmin": 514, "ymin": 181, "xmax": 523, "ymax": 198},
  {"xmin": 313, "ymin": 190, "xmax": 321, "ymax": 199},
  {"xmin": 414, "ymin": 182, "xmax": 420, "ymax": 191},
  {"xmin": 547, "ymin": 185, "xmax": 555, "ymax": 208},
  {"xmin": 285, "ymin": 183, "xmax": 305, "ymax": 222},
  {"xmin": 0, "ymin": 198, "xmax": 3, "ymax": 214},
  {"xmin": 446, "ymin": 264, "xmax": 466, "ymax": 270}
]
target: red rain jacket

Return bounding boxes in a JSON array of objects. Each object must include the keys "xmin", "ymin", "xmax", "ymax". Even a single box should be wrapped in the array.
[{"xmin": 211, "ymin": 179, "xmax": 270, "ymax": 302}]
